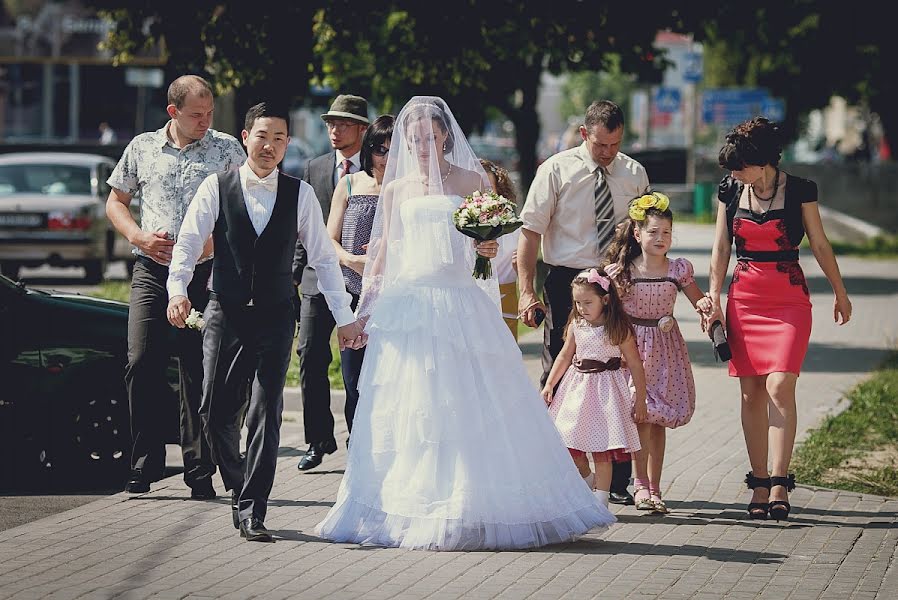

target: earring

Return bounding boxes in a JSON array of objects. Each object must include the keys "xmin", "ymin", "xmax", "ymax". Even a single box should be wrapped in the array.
[{"xmin": 442, "ymin": 142, "xmax": 447, "ymax": 152}]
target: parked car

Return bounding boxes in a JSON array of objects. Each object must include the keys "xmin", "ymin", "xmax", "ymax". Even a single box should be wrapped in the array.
[
  {"xmin": 0, "ymin": 152, "xmax": 136, "ymax": 283},
  {"xmin": 0, "ymin": 274, "xmax": 180, "ymax": 489},
  {"xmin": 280, "ymin": 138, "xmax": 318, "ymax": 179}
]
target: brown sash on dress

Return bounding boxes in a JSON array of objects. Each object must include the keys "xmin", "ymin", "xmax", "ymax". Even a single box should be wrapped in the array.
[{"xmin": 573, "ymin": 357, "xmax": 622, "ymax": 373}]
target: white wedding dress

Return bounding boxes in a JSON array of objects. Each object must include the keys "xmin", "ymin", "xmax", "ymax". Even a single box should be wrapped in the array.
[{"xmin": 316, "ymin": 195, "xmax": 615, "ymax": 550}]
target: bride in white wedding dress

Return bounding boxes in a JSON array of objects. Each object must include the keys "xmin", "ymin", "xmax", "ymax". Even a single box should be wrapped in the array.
[{"xmin": 315, "ymin": 96, "xmax": 614, "ymax": 550}]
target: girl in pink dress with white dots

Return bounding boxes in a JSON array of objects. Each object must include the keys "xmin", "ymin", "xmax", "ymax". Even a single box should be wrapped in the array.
[
  {"xmin": 542, "ymin": 268, "xmax": 648, "ymax": 507},
  {"xmin": 604, "ymin": 192, "xmax": 713, "ymax": 514}
]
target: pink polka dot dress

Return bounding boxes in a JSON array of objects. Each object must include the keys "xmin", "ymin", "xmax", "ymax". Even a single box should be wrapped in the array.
[
  {"xmin": 621, "ymin": 258, "xmax": 697, "ymax": 429},
  {"xmin": 548, "ymin": 321, "xmax": 641, "ymax": 454}
]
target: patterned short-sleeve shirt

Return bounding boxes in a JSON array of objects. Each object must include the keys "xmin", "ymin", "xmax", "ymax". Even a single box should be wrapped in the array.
[{"xmin": 107, "ymin": 122, "xmax": 245, "ymax": 257}]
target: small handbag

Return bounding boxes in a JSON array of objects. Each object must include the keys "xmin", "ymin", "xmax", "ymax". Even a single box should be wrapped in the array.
[{"xmin": 709, "ymin": 320, "xmax": 732, "ymax": 362}]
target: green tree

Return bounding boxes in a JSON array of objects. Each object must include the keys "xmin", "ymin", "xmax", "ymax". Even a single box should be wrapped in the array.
[
  {"xmin": 312, "ymin": 1, "xmax": 670, "ymax": 191},
  {"xmin": 89, "ymin": 1, "xmax": 319, "ymax": 117},
  {"xmin": 680, "ymin": 1, "xmax": 897, "ymax": 152}
]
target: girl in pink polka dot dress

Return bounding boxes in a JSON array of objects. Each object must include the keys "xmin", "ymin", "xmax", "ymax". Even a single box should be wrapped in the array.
[
  {"xmin": 542, "ymin": 268, "xmax": 648, "ymax": 507},
  {"xmin": 604, "ymin": 192, "xmax": 713, "ymax": 514}
]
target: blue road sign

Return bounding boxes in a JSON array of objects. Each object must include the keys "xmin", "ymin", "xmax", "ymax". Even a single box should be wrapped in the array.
[
  {"xmin": 654, "ymin": 87, "xmax": 681, "ymax": 114},
  {"xmin": 683, "ymin": 52, "xmax": 703, "ymax": 83},
  {"xmin": 702, "ymin": 88, "xmax": 770, "ymax": 126}
]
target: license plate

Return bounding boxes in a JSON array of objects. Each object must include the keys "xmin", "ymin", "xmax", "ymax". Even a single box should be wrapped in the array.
[{"xmin": 0, "ymin": 213, "xmax": 45, "ymax": 227}]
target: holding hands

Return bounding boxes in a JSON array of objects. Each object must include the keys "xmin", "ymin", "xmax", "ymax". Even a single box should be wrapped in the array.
[{"xmin": 338, "ymin": 318, "xmax": 368, "ymax": 351}]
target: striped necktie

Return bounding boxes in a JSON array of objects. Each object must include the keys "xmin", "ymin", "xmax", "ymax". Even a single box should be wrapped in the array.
[{"xmin": 594, "ymin": 166, "xmax": 615, "ymax": 254}]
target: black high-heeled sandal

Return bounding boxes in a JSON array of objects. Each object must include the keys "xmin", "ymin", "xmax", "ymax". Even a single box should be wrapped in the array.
[
  {"xmin": 768, "ymin": 474, "xmax": 796, "ymax": 522},
  {"xmin": 744, "ymin": 472, "xmax": 771, "ymax": 519}
]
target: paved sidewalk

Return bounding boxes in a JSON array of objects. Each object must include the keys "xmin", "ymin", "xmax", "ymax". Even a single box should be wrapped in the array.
[{"xmin": 1, "ymin": 223, "xmax": 897, "ymax": 600}]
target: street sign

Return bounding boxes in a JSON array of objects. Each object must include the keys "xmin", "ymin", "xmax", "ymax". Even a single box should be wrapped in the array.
[
  {"xmin": 125, "ymin": 68, "xmax": 164, "ymax": 88},
  {"xmin": 654, "ymin": 87, "xmax": 681, "ymax": 114},
  {"xmin": 701, "ymin": 88, "xmax": 769, "ymax": 126},
  {"xmin": 683, "ymin": 52, "xmax": 703, "ymax": 83}
]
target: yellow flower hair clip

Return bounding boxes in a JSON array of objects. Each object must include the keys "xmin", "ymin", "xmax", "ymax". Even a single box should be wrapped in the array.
[{"xmin": 628, "ymin": 192, "xmax": 671, "ymax": 221}]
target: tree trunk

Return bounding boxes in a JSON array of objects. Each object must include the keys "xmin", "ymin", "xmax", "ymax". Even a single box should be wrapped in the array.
[{"xmin": 507, "ymin": 64, "xmax": 543, "ymax": 202}]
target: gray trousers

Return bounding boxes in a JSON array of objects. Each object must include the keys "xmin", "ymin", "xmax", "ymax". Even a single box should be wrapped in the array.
[
  {"xmin": 200, "ymin": 294, "xmax": 295, "ymax": 523},
  {"xmin": 125, "ymin": 257, "xmax": 214, "ymax": 487}
]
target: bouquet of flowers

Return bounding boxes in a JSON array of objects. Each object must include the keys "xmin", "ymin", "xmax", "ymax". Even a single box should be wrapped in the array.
[
  {"xmin": 452, "ymin": 189, "xmax": 523, "ymax": 280},
  {"xmin": 185, "ymin": 308, "xmax": 205, "ymax": 331}
]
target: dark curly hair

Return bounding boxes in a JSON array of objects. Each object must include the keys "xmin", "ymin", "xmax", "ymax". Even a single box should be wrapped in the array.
[{"xmin": 718, "ymin": 116, "xmax": 783, "ymax": 171}]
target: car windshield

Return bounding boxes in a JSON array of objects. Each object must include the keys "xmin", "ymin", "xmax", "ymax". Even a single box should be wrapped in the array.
[{"xmin": 0, "ymin": 164, "xmax": 93, "ymax": 195}]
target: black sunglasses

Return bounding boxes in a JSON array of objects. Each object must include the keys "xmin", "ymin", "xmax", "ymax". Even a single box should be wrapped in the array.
[{"xmin": 370, "ymin": 144, "xmax": 390, "ymax": 157}]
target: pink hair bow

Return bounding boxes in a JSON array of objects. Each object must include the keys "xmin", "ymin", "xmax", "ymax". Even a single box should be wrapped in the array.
[{"xmin": 585, "ymin": 268, "xmax": 610, "ymax": 291}]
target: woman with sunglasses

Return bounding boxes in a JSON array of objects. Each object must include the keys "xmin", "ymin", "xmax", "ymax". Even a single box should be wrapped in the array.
[{"xmin": 325, "ymin": 114, "xmax": 394, "ymax": 437}]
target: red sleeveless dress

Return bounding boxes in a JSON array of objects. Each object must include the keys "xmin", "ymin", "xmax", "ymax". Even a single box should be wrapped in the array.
[{"xmin": 726, "ymin": 208, "xmax": 812, "ymax": 377}]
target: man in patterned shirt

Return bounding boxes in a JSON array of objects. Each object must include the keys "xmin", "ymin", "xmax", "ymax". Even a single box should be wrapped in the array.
[{"xmin": 106, "ymin": 75, "xmax": 245, "ymax": 497}]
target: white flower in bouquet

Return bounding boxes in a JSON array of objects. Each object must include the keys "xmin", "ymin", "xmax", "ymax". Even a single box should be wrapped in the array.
[{"xmin": 185, "ymin": 308, "xmax": 205, "ymax": 331}]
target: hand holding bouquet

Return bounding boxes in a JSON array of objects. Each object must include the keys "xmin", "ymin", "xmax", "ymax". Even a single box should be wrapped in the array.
[
  {"xmin": 452, "ymin": 189, "xmax": 523, "ymax": 279},
  {"xmin": 185, "ymin": 308, "xmax": 205, "ymax": 331}
]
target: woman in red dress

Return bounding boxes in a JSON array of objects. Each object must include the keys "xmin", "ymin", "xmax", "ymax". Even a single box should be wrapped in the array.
[{"xmin": 707, "ymin": 117, "xmax": 852, "ymax": 521}]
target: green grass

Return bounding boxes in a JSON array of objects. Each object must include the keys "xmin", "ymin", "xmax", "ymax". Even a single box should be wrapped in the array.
[
  {"xmin": 285, "ymin": 334, "xmax": 344, "ymax": 390},
  {"xmin": 93, "ymin": 280, "xmax": 131, "ymax": 303},
  {"xmin": 792, "ymin": 351, "xmax": 898, "ymax": 497}
]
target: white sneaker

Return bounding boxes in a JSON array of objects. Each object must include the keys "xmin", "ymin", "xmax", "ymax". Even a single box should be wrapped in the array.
[
  {"xmin": 593, "ymin": 489, "xmax": 609, "ymax": 507},
  {"xmin": 583, "ymin": 472, "xmax": 595, "ymax": 489}
]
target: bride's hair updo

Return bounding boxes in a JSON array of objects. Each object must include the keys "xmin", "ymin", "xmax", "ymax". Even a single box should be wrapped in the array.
[
  {"xmin": 402, "ymin": 99, "xmax": 455, "ymax": 153},
  {"xmin": 718, "ymin": 116, "xmax": 783, "ymax": 171}
]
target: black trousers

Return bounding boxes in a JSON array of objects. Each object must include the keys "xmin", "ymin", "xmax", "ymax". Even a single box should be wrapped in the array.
[
  {"xmin": 125, "ymin": 257, "xmax": 214, "ymax": 487},
  {"xmin": 200, "ymin": 295, "xmax": 294, "ymax": 522},
  {"xmin": 338, "ymin": 293, "xmax": 363, "ymax": 435},
  {"xmin": 542, "ymin": 264, "xmax": 632, "ymax": 493},
  {"xmin": 296, "ymin": 292, "xmax": 337, "ymax": 445}
]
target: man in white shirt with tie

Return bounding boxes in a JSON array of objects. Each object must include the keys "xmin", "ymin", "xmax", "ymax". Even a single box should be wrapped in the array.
[
  {"xmin": 166, "ymin": 102, "xmax": 366, "ymax": 542},
  {"xmin": 517, "ymin": 100, "xmax": 651, "ymax": 506}
]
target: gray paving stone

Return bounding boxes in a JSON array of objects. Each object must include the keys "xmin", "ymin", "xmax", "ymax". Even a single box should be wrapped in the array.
[{"xmin": 1, "ymin": 224, "xmax": 897, "ymax": 599}]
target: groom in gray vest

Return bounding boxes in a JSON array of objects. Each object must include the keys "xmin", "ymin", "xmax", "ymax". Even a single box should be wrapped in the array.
[{"xmin": 167, "ymin": 102, "xmax": 366, "ymax": 541}]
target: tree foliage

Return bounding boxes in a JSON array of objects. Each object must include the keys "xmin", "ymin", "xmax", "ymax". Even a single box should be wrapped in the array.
[
  {"xmin": 89, "ymin": 1, "xmax": 318, "ymax": 107},
  {"xmin": 312, "ymin": 1, "xmax": 671, "ymax": 189},
  {"xmin": 679, "ymin": 1, "xmax": 898, "ymax": 151}
]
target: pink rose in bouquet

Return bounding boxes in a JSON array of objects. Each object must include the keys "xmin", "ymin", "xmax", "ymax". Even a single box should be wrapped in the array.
[{"xmin": 452, "ymin": 189, "xmax": 523, "ymax": 279}]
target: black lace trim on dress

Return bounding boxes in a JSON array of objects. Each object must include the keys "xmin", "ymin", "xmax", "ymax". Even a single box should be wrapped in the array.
[{"xmin": 776, "ymin": 261, "xmax": 809, "ymax": 296}]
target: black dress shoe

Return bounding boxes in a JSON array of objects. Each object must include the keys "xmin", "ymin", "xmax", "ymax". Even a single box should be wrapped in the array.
[
  {"xmin": 297, "ymin": 439, "xmax": 338, "ymax": 471},
  {"xmin": 189, "ymin": 481, "xmax": 217, "ymax": 500},
  {"xmin": 609, "ymin": 490, "xmax": 635, "ymax": 505},
  {"xmin": 231, "ymin": 491, "xmax": 240, "ymax": 529},
  {"xmin": 125, "ymin": 470, "xmax": 150, "ymax": 494},
  {"xmin": 239, "ymin": 518, "xmax": 273, "ymax": 542}
]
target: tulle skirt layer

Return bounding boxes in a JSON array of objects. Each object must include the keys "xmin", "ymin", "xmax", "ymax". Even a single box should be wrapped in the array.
[{"xmin": 316, "ymin": 279, "xmax": 615, "ymax": 550}]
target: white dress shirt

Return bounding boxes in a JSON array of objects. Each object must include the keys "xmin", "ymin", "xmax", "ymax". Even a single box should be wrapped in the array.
[
  {"xmin": 520, "ymin": 142, "xmax": 650, "ymax": 268},
  {"xmin": 167, "ymin": 163, "xmax": 355, "ymax": 326},
  {"xmin": 333, "ymin": 150, "xmax": 361, "ymax": 186}
]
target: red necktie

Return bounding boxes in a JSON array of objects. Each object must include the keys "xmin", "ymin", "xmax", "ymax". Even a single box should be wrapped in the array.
[{"xmin": 340, "ymin": 159, "xmax": 352, "ymax": 179}]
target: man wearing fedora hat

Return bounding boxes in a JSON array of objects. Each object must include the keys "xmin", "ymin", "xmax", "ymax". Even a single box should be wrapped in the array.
[{"xmin": 294, "ymin": 94, "xmax": 369, "ymax": 471}]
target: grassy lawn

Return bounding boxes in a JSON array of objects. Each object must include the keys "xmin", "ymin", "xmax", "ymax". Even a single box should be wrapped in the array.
[{"xmin": 792, "ymin": 350, "xmax": 898, "ymax": 497}]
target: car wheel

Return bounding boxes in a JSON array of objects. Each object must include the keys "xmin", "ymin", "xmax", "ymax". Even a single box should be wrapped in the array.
[
  {"xmin": 0, "ymin": 262, "xmax": 20, "ymax": 280},
  {"xmin": 83, "ymin": 260, "xmax": 104, "ymax": 284},
  {"xmin": 51, "ymin": 376, "xmax": 131, "ymax": 485}
]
